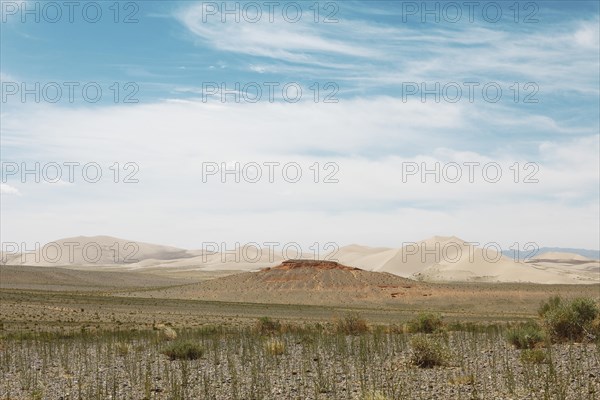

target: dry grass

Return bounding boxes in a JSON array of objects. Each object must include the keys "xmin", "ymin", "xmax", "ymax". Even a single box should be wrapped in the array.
[{"xmin": 264, "ymin": 338, "xmax": 286, "ymax": 355}]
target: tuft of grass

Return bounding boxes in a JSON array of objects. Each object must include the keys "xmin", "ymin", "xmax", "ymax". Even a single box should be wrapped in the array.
[
  {"xmin": 409, "ymin": 334, "xmax": 450, "ymax": 368},
  {"xmin": 116, "ymin": 342, "xmax": 130, "ymax": 356},
  {"xmin": 520, "ymin": 349, "xmax": 548, "ymax": 364},
  {"xmin": 161, "ymin": 341, "xmax": 204, "ymax": 360},
  {"xmin": 156, "ymin": 325, "xmax": 177, "ymax": 341},
  {"xmin": 449, "ymin": 374, "xmax": 475, "ymax": 385},
  {"xmin": 539, "ymin": 296, "xmax": 599, "ymax": 342},
  {"xmin": 335, "ymin": 312, "xmax": 369, "ymax": 335},
  {"xmin": 255, "ymin": 317, "xmax": 282, "ymax": 335},
  {"xmin": 362, "ymin": 391, "xmax": 390, "ymax": 400},
  {"xmin": 506, "ymin": 321, "xmax": 545, "ymax": 349},
  {"xmin": 264, "ymin": 338, "xmax": 285, "ymax": 355},
  {"xmin": 406, "ymin": 313, "xmax": 444, "ymax": 333}
]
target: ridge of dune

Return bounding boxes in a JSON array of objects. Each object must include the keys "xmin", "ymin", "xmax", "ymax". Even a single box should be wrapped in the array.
[
  {"xmin": 332, "ymin": 237, "xmax": 599, "ymax": 284},
  {"xmin": 2, "ymin": 235, "xmax": 192, "ymax": 267}
]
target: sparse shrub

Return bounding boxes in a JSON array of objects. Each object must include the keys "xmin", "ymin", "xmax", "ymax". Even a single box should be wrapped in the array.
[
  {"xmin": 538, "ymin": 295, "xmax": 562, "ymax": 317},
  {"xmin": 362, "ymin": 391, "xmax": 390, "ymax": 400},
  {"xmin": 156, "ymin": 325, "xmax": 177, "ymax": 341},
  {"xmin": 591, "ymin": 315, "xmax": 600, "ymax": 338},
  {"xmin": 264, "ymin": 338, "xmax": 285, "ymax": 355},
  {"xmin": 116, "ymin": 342, "xmax": 130, "ymax": 356},
  {"xmin": 256, "ymin": 317, "xmax": 282, "ymax": 335},
  {"xmin": 506, "ymin": 321, "xmax": 545, "ymax": 349},
  {"xmin": 409, "ymin": 334, "xmax": 449, "ymax": 368},
  {"xmin": 31, "ymin": 387, "xmax": 44, "ymax": 400},
  {"xmin": 407, "ymin": 313, "xmax": 444, "ymax": 333},
  {"xmin": 449, "ymin": 374, "xmax": 475, "ymax": 385},
  {"xmin": 520, "ymin": 349, "xmax": 548, "ymax": 364},
  {"xmin": 162, "ymin": 341, "xmax": 204, "ymax": 360},
  {"xmin": 539, "ymin": 296, "xmax": 599, "ymax": 342},
  {"xmin": 571, "ymin": 298, "xmax": 599, "ymax": 323},
  {"xmin": 335, "ymin": 312, "xmax": 368, "ymax": 335}
]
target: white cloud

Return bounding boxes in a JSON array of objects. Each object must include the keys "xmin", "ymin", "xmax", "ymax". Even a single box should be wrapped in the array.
[
  {"xmin": 0, "ymin": 184, "xmax": 21, "ymax": 196},
  {"xmin": 1, "ymin": 99, "xmax": 598, "ymax": 248},
  {"xmin": 572, "ymin": 19, "xmax": 600, "ymax": 49}
]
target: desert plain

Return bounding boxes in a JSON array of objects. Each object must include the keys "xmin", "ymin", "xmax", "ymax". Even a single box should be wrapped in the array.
[{"xmin": 0, "ymin": 236, "xmax": 599, "ymax": 399}]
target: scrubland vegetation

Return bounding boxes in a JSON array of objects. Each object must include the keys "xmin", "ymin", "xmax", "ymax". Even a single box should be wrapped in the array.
[{"xmin": 0, "ymin": 296, "xmax": 599, "ymax": 399}]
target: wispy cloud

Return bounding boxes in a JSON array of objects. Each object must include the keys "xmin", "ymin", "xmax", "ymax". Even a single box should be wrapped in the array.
[{"xmin": 177, "ymin": 4, "xmax": 599, "ymax": 96}]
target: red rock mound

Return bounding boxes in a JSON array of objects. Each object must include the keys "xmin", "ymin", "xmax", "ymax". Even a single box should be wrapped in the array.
[{"xmin": 263, "ymin": 259, "xmax": 361, "ymax": 272}]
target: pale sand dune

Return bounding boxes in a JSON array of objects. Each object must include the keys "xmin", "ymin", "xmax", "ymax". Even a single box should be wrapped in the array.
[
  {"xmin": 2, "ymin": 235, "xmax": 192, "ymax": 267},
  {"xmin": 332, "ymin": 236, "xmax": 599, "ymax": 284},
  {"xmin": 2, "ymin": 235, "xmax": 598, "ymax": 284}
]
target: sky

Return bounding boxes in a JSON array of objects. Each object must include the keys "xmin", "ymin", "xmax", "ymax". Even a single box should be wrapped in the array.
[{"xmin": 1, "ymin": 0, "xmax": 599, "ymax": 251}]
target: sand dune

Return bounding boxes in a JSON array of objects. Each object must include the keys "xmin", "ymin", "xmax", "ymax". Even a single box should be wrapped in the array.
[
  {"xmin": 332, "ymin": 236, "xmax": 599, "ymax": 284},
  {"xmin": 2, "ymin": 235, "xmax": 192, "ymax": 267},
  {"xmin": 2, "ymin": 235, "xmax": 598, "ymax": 284}
]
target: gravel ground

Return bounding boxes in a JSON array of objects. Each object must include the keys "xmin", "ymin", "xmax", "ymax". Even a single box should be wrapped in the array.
[{"xmin": 1, "ymin": 331, "xmax": 598, "ymax": 400}]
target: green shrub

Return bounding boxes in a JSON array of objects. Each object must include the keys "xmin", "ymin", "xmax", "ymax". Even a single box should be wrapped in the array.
[
  {"xmin": 409, "ymin": 334, "xmax": 449, "ymax": 368},
  {"xmin": 162, "ymin": 341, "xmax": 204, "ymax": 360},
  {"xmin": 506, "ymin": 321, "xmax": 545, "ymax": 349},
  {"xmin": 335, "ymin": 312, "xmax": 369, "ymax": 335},
  {"xmin": 539, "ymin": 296, "xmax": 599, "ymax": 342},
  {"xmin": 538, "ymin": 295, "xmax": 562, "ymax": 317},
  {"xmin": 255, "ymin": 317, "xmax": 282, "ymax": 335},
  {"xmin": 591, "ymin": 316, "xmax": 600, "ymax": 338},
  {"xmin": 520, "ymin": 349, "xmax": 548, "ymax": 364},
  {"xmin": 571, "ymin": 298, "xmax": 599, "ymax": 323},
  {"xmin": 407, "ymin": 313, "xmax": 444, "ymax": 333}
]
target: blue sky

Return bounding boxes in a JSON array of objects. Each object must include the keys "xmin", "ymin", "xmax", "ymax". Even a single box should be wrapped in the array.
[{"xmin": 1, "ymin": 1, "xmax": 599, "ymax": 249}]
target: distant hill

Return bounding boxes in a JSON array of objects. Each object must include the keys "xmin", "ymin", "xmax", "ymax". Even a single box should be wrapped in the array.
[
  {"xmin": 3, "ymin": 235, "xmax": 598, "ymax": 284},
  {"xmin": 502, "ymin": 247, "xmax": 600, "ymax": 261},
  {"xmin": 125, "ymin": 259, "xmax": 425, "ymax": 306}
]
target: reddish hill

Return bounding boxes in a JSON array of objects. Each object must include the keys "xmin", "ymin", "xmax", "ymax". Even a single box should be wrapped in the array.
[
  {"xmin": 128, "ymin": 259, "xmax": 427, "ymax": 306},
  {"xmin": 263, "ymin": 259, "xmax": 361, "ymax": 272}
]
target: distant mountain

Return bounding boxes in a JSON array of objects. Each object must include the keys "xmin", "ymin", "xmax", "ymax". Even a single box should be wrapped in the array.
[
  {"xmin": 3, "ymin": 235, "xmax": 598, "ymax": 284},
  {"xmin": 502, "ymin": 247, "xmax": 600, "ymax": 261}
]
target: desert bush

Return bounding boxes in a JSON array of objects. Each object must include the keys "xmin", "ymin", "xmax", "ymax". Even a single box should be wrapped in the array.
[
  {"xmin": 539, "ymin": 296, "xmax": 599, "ymax": 342},
  {"xmin": 409, "ymin": 334, "xmax": 449, "ymax": 368},
  {"xmin": 538, "ymin": 295, "xmax": 562, "ymax": 317},
  {"xmin": 406, "ymin": 313, "xmax": 444, "ymax": 333},
  {"xmin": 520, "ymin": 349, "xmax": 548, "ymax": 364},
  {"xmin": 591, "ymin": 315, "xmax": 600, "ymax": 338},
  {"xmin": 264, "ymin": 338, "xmax": 285, "ymax": 355},
  {"xmin": 116, "ymin": 342, "xmax": 130, "ymax": 356},
  {"xmin": 161, "ymin": 341, "xmax": 204, "ymax": 360},
  {"xmin": 256, "ymin": 317, "xmax": 282, "ymax": 335},
  {"xmin": 448, "ymin": 374, "xmax": 475, "ymax": 385},
  {"xmin": 506, "ymin": 321, "xmax": 545, "ymax": 349},
  {"xmin": 335, "ymin": 312, "xmax": 368, "ymax": 335},
  {"xmin": 362, "ymin": 391, "xmax": 390, "ymax": 400},
  {"xmin": 155, "ymin": 325, "xmax": 177, "ymax": 341}
]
